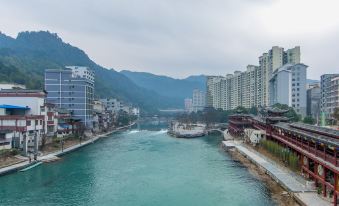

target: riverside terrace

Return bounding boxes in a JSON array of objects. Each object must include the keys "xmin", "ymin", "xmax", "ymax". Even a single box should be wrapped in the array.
[{"xmin": 228, "ymin": 113, "xmax": 339, "ymax": 205}]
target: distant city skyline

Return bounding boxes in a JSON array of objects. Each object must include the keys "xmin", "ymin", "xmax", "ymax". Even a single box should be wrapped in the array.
[{"xmin": 1, "ymin": 0, "xmax": 339, "ymax": 79}]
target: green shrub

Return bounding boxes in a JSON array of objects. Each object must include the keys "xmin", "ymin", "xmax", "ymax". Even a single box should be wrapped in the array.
[{"xmin": 260, "ymin": 139, "xmax": 300, "ymax": 171}]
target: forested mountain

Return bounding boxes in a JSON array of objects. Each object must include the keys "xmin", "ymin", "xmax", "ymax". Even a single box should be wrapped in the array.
[
  {"xmin": 120, "ymin": 70, "xmax": 206, "ymax": 100},
  {"xmin": 0, "ymin": 31, "xmax": 179, "ymax": 112}
]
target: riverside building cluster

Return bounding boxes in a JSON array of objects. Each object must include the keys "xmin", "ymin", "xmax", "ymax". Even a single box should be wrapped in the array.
[
  {"xmin": 185, "ymin": 89, "xmax": 206, "ymax": 113},
  {"xmin": 0, "ymin": 66, "xmax": 139, "ymax": 153},
  {"xmin": 207, "ymin": 46, "xmax": 339, "ymax": 120},
  {"xmin": 207, "ymin": 46, "xmax": 303, "ymax": 114}
]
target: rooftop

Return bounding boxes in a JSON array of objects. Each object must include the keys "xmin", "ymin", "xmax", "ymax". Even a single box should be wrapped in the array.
[
  {"xmin": 0, "ymin": 89, "xmax": 46, "ymax": 97},
  {"xmin": 289, "ymin": 122, "xmax": 339, "ymax": 138},
  {"xmin": 274, "ymin": 122, "xmax": 339, "ymax": 148}
]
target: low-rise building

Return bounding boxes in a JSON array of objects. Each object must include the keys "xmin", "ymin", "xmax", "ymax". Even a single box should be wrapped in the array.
[
  {"xmin": 0, "ymin": 90, "xmax": 46, "ymax": 153},
  {"xmin": 100, "ymin": 98, "xmax": 122, "ymax": 113},
  {"xmin": 0, "ymin": 104, "xmax": 44, "ymax": 154}
]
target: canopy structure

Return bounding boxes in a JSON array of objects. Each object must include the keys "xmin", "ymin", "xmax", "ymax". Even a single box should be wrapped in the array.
[{"xmin": 0, "ymin": 104, "xmax": 30, "ymax": 110}]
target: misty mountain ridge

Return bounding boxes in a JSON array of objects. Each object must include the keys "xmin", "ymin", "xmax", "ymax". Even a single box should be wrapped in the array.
[
  {"xmin": 120, "ymin": 70, "xmax": 206, "ymax": 100},
  {"xmin": 0, "ymin": 31, "xmax": 181, "ymax": 112}
]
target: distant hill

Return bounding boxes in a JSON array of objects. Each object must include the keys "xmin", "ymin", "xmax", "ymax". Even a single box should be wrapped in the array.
[
  {"xmin": 0, "ymin": 31, "xmax": 178, "ymax": 113},
  {"xmin": 120, "ymin": 70, "xmax": 206, "ymax": 102},
  {"xmin": 184, "ymin": 75, "xmax": 206, "ymax": 85}
]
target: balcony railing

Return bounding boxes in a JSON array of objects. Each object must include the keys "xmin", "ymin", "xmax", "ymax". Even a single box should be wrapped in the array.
[{"xmin": 271, "ymin": 132, "xmax": 338, "ymax": 167}]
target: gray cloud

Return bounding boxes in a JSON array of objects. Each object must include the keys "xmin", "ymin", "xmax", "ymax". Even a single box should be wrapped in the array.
[{"xmin": 0, "ymin": 0, "xmax": 338, "ymax": 79}]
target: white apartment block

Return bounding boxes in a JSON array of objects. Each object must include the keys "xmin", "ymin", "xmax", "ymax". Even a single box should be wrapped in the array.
[
  {"xmin": 184, "ymin": 98, "xmax": 193, "ymax": 113},
  {"xmin": 192, "ymin": 89, "xmax": 206, "ymax": 112},
  {"xmin": 206, "ymin": 46, "xmax": 301, "ymax": 111},
  {"xmin": 100, "ymin": 98, "xmax": 123, "ymax": 113},
  {"xmin": 320, "ymin": 74, "xmax": 339, "ymax": 118},
  {"xmin": 0, "ymin": 90, "xmax": 46, "ymax": 153},
  {"xmin": 269, "ymin": 63, "xmax": 308, "ymax": 117},
  {"xmin": 328, "ymin": 77, "xmax": 339, "ymax": 114}
]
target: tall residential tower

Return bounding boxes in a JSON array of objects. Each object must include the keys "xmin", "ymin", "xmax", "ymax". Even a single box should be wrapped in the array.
[{"xmin": 45, "ymin": 66, "xmax": 95, "ymax": 127}]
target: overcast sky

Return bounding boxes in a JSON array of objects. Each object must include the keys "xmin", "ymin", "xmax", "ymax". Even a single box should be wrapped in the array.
[{"xmin": 0, "ymin": 0, "xmax": 339, "ymax": 79}]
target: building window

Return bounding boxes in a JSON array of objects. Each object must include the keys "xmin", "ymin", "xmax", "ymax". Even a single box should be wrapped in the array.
[{"xmin": 26, "ymin": 120, "xmax": 31, "ymax": 126}]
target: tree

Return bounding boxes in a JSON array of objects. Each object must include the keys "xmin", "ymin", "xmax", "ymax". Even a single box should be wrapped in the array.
[
  {"xmin": 234, "ymin": 106, "xmax": 249, "ymax": 114},
  {"xmin": 249, "ymin": 106, "xmax": 258, "ymax": 115},
  {"xmin": 303, "ymin": 116, "xmax": 315, "ymax": 125},
  {"xmin": 272, "ymin": 103, "xmax": 300, "ymax": 122}
]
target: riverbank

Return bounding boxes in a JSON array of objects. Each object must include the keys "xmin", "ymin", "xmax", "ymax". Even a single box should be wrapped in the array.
[
  {"xmin": 227, "ymin": 147, "xmax": 297, "ymax": 206},
  {"xmin": 0, "ymin": 122, "xmax": 136, "ymax": 176},
  {"xmin": 222, "ymin": 140, "xmax": 331, "ymax": 206}
]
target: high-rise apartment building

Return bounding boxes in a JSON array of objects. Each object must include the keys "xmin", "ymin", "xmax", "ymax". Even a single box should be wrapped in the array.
[
  {"xmin": 192, "ymin": 89, "xmax": 206, "ymax": 112},
  {"xmin": 328, "ymin": 77, "xmax": 339, "ymax": 115},
  {"xmin": 184, "ymin": 98, "xmax": 193, "ymax": 113},
  {"xmin": 206, "ymin": 76, "xmax": 224, "ymax": 108},
  {"xmin": 259, "ymin": 46, "xmax": 301, "ymax": 106},
  {"xmin": 307, "ymin": 83, "xmax": 321, "ymax": 119},
  {"xmin": 269, "ymin": 63, "xmax": 308, "ymax": 117},
  {"xmin": 320, "ymin": 74, "xmax": 339, "ymax": 118},
  {"xmin": 206, "ymin": 46, "xmax": 302, "ymax": 111},
  {"xmin": 45, "ymin": 66, "xmax": 95, "ymax": 127}
]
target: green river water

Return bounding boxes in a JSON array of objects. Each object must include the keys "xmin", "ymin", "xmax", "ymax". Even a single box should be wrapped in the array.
[{"xmin": 0, "ymin": 123, "xmax": 275, "ymax": 206}]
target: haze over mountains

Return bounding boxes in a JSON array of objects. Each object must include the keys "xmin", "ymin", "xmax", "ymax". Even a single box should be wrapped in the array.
[
  {"xmin": 0, "ymin": 31, "xmax": 321, "ymax": 113},
  {"xmin": 120, "ymin": 70, "xmax": 205, "ymax": 101},
  {"xmin": 0, "ymin": 31, "xmax": 204, "ymax": 112}
]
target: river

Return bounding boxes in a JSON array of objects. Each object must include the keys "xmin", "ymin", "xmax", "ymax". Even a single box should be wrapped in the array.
[{"xmin": 0, "ymin": 123, "xmax": 275, "ymax": 206}]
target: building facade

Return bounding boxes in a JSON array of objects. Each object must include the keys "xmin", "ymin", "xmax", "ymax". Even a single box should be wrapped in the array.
[
  {"xmin": 307, "ymin": 84, "xmax": 321, "ymax": 119},
  {"xmin": 0, "ymin": 90, "xmax": 46, "ymax": 153},
  {"xmin": 206, "ymin": 46, "xmax": 302, "ymax": 111},
  {"xmin": 100, "ymin": 98, "xmax": 123, "ymax": 113},
  {"xmin": 269, "ymin": 63, "xmax": 308, "ymax": 117},
  {"xmin": 184, "ymin": 98, "xmax": 193, "ymax": 113},
  {"xmin": 320, "ymin": 74, "xmax": 339, "ymax": 118},
  {"xmin": 192, "ymin": 89, "xmax": 206, "ymax": 112},
  {"xmin": 328, "ymin": 76, "xmax": 339, "ymax": 115},
  {"xmin": 45, "ymin": 66, "xmax": 95, "ymax": 128}
]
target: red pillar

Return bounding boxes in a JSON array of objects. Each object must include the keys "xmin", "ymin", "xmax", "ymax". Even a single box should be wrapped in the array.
[
  {"xmin": 300, "ymin": 155, "xmax": 304, "ymax": 174},
  {"xmin": 334, "ymin": 173, "xmax": 338, "ymax": 206},
  {"xmin": 323, "ymin": 167, "xmax": 327, "ymax": 198},
  {"xmin": 314, "ymin": 162, "xmax": 318, "ymax": 186}
]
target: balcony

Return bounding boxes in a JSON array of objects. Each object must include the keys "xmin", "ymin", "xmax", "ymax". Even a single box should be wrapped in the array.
[
  {"xmin": 47, "ymin": 121, "xmax": 55, "ymax": 125},
  {"xmin": 0, "ymin": 125, "xmax": 26, "ymax": 132}
]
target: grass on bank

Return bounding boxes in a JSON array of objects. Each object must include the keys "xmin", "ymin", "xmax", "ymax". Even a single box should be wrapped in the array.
[{"xmin": 260, "ymin": 139, "xmax": 300, "ymax": 171}]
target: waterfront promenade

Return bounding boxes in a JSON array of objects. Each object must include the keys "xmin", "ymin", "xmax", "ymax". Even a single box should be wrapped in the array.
[
  {"xmin": 0, "ymin": 123, "xmax": 135, "ymax": 176},
  {"xmin": 223, "ymin": 140, "xmax": 331, "ymax": 206}
]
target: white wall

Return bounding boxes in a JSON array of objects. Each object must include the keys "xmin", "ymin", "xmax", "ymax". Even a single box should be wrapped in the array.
[{"xmin": 0, "ymin": 97, "xmax": 44, "ymax": 115}]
